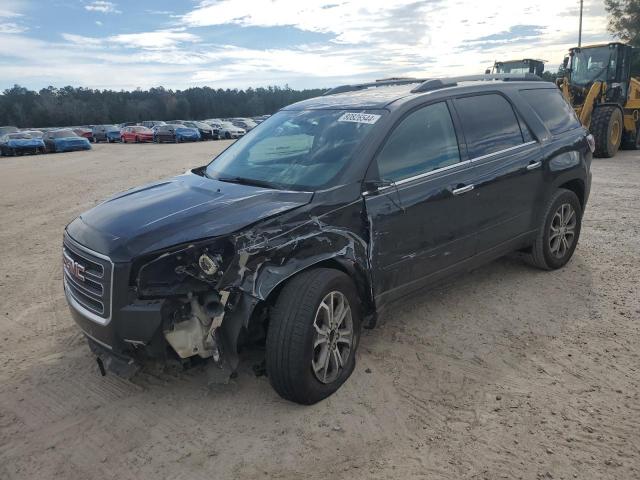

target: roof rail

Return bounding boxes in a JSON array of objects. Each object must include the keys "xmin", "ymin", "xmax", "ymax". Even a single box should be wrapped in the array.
[
  {"xmin": 410, "ymin": 79, "xmax": 458, "ymax": 93},
  {"xmin": 324, "ymin": 73, "xmax": 544, "ymax": 97},
  {"xmin": 446, "ymin": 73, "xmax": 543, "ymax": 82},
  {"xmin": 322, "ymin": 78, "xmax": 427, "ymax": 96}
]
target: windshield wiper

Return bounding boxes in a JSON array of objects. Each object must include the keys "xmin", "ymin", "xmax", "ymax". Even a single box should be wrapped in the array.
[{"xmin": 216, "ymin": 175, "xmax": 279, "ymax": 189}]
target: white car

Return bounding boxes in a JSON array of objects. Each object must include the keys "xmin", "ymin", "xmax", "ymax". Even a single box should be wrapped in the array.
[{"xmin": 218, "ymin": 121, "xmax": 246, "ymax": 139}]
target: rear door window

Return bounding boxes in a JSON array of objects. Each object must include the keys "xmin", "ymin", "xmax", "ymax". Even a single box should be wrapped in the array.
[
  {"xmin": 519, "ymin": 88, "xmax": 581, "ymax": 135},
  {"xmin": 375, "ymin": 102, "xmax": 461, "ymax": 182},
  {"xmin": 454, "ymin": 94, "xmax": 525, "ymax": 158}
]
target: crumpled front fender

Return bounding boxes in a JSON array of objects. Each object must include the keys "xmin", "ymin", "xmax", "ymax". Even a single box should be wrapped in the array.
[{"xmin": 213, "ymin": 195, "xmax": 373, "ymax": 373}]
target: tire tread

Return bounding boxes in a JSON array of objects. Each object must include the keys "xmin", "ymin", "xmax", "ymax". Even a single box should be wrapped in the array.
[{"xmin": 266, "ymin": 268, "xmax": 354, "ymax": 404}]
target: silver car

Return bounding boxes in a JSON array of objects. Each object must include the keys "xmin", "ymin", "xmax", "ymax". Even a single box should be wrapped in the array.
[{"xmin": 218, "ymin": 121, "xmax": 246, "ymax": 139}]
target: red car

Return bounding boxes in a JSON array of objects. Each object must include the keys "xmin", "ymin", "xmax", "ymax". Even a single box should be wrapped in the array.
[
  {"xmin": 120, "ymin": 126, "xmax": 154, "ymax": 143},
  {"xmin": 73, "ymin": 127, "xmax": 94, "ymax": 142}
]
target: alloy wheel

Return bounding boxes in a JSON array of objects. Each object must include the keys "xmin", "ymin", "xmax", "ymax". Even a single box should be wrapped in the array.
[
  {"xmin": 549, "ymin": 203, "xmax": 577, "ymax": 259},
  {"xmin": 311, "ymin": 291, "xmax": 354, "ymax": 384}
]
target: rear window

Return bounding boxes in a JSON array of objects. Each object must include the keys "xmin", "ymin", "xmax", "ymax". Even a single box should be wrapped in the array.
[
  {"xmin": 454, "ymin": 94, "xmax": 525, "ymax": 158},
  {"xmin": 519, "ymin": 88, "xmax": 581, "ymax": 135}
]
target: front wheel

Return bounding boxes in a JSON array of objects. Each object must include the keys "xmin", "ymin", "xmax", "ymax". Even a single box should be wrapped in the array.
[
  {"xmin": 528, "ymin": 189, "xmax": 582, "ymax": 270},
  {"xmin": 266, "ymin": 268, "xmax": 361, "ymax": 405}
]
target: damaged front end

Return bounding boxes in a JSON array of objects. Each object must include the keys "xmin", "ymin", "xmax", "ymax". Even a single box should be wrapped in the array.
[{"xmin": 71, "ymin": 192, "xmax": 373, "ymax": 384}]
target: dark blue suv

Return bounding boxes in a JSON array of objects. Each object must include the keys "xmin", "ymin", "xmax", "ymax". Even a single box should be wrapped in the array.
[{"xmin": 63, "ymin": 74, "xmax": 592, "ymax": 404}]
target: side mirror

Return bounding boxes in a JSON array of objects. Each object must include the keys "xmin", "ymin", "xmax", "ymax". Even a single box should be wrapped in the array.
[
  {"xmin": 563, "ymin": 56, "xmax": 569, "ymax": 69},
  {"xmin": 485, "ymin": 68, "xmax": 491, "ymax": 75}
]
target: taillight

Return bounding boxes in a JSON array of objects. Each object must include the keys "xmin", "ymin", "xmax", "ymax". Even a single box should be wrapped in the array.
[{"xmin": 586, "ymin": 134, "xmax": 595, "ymax": 153}]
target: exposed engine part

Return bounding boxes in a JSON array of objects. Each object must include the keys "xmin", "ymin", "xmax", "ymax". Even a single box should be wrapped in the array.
[
  {"xmin": 164, "ymin": 292, "xmax": 225, "ymax": 360},
  {"xmin": 204, "ymin": 290, "xmax": 230, "ymax": 361},
  {"xmin": 199, "ymin": 252, "xmax": 222, "ymax": 276}
]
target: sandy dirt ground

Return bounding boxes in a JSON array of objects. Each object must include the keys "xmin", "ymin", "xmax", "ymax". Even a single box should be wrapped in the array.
[{"xmin": 0, "ymin": 142, "xmax": 638, "ymax": 480}]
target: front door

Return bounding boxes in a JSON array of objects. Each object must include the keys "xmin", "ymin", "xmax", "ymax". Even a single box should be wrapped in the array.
[{"xmin": 364, "ymin": 101, "xmax": 477, "ymax": 305}]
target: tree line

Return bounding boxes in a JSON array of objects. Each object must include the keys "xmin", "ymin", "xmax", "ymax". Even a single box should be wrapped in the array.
[{"xmin": 0, "ymin": 85, "xmax": 327, "ymax": 128}]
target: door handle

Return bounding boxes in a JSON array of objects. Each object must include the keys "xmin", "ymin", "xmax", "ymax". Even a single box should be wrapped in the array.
[
  {"xmin": 526, "ymin": 160, "xmax": 542, "ymax": 170},
  {"xmin": 452, "ymin": 184, "xmax": 474, "ymax": 195}
]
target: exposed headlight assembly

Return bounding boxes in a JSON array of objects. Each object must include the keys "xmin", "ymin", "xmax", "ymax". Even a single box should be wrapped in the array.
[{"xmin": 136, "ymin": 242, "xmax": 228, "ymax": 298}]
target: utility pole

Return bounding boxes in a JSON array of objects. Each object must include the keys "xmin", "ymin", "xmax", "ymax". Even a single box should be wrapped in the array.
[{"xmin": 578, "ymin": 0, "xmax": 583, "ymax": 47}]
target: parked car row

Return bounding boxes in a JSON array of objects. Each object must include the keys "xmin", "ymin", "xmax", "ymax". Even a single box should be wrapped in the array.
[
  {"xmin": 0, "ymin": 114, "xmax": 272, "ymax": 156},
  {"xmin": 0, "ymin": 125, "xmax": 91, "ymax": 156}
]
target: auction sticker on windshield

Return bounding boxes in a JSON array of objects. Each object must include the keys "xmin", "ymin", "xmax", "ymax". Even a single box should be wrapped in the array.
[{"xmin": 337, "ymin": 112, "xmax": 381, "ymax": 124}]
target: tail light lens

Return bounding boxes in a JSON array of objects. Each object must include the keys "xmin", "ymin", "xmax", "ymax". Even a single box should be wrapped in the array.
[{"xmin": 586, "ymin": 134, "xmax": 595, "ymax": 153}]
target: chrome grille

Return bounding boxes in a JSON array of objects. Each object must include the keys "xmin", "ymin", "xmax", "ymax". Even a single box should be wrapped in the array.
[{"xmin": 63, "ymin": 236, "xmax": 113, "ymax": 324}]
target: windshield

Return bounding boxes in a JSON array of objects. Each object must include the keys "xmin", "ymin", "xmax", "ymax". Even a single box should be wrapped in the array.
[
  {"xmin": 205, "ymin": 109, "xmax": 383, "ymax": 190},
  {"xmin": 496, "ymin": 61, "xmax": 530, "ymax": 74},
  {"xmin": 7, "ymin": 133, "xmax": 32, "ymax": 139},
  {"xmin": 570, "ymin": 46, "xmax": 616, "ymax": 86},
  {"xmin": 220, "ymin": 122, "xmax": 235, "ymax": 128}
]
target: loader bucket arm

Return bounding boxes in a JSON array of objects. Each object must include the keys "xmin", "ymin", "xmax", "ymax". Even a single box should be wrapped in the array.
[{"xmin": 578, "ymin": 81, "xmax": 604, "ymax": 129}]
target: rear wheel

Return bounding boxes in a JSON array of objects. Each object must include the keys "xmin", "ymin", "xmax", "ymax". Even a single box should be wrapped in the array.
[
  {"xmin": 266, "ymin": 268, "xmax": 361, "ymax": 405},
  {"xmin": 528, "ymin": 189, "xmax": 582, "ymax": 270},
  {"xmin": 591, "ymin": 106, "xmax": 623, "ymax": 158}
]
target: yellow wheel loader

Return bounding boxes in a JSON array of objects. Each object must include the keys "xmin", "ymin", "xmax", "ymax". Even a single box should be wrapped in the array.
[{"xmin": 560, "ymin": 42, "xmax": 640, "ymax": 158}]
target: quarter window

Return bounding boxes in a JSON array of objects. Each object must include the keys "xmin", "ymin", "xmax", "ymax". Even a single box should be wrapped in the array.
[
  {"xmin": 376, "ymin": 102, "xmax": 460, "ymax": 182},
  {"xmin": 519, "ymin": 88, "xmax": 581, "ymax": 135},
  {"xmin": 454, "ymin": 94, "xmax": 525, "ymax": 158}
]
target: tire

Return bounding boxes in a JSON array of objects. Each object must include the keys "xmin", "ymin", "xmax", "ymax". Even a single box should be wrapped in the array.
[
  {"xmin": 527, "ymin": 188, "xmax": 582, "ymax": 270},
  {"xmin": 591, "ymin": 106, "xmax": 623, "ymax": 158},
  {"xmin": 225, "ymin": 132, "xmax": 231, "ymax": 139},
  {"xmin": 135, "ymin": 136, "xmax": 140, "ymax": 143},
  {"xmin": 266, "ymin": 268, "xmax": 361, "ymax": 405}
]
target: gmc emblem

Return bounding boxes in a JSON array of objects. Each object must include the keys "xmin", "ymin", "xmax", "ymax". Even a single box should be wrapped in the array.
[{"xmin": 63, "ymin": 251, "xmax": 85, "ymax": 281}]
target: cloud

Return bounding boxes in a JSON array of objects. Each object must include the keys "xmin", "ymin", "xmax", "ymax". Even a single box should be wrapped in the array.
[
  {"xmin": 0, "ymin": 22, "xmax": 28, "ymax": 33},
  {"xmin": 0, "ymin": 0, "xmax": 614, "ymax": 91},
  {"xmin": 109, "ymin": 31, "xmax": 200, "ymax": 49},
  {"xmin": 85, "ymin": 1, "xmax": 121, "ymax": 14}
]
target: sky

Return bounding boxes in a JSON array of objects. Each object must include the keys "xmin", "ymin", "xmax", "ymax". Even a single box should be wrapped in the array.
[{"xmin": 0, "ymin": 0, "xmax": 615, "ymax": 91}]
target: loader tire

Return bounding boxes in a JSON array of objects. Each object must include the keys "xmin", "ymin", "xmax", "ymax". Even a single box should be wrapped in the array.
[{"xmin": 591, "ymin": 106, "xmax": 623, "ymax": 158}]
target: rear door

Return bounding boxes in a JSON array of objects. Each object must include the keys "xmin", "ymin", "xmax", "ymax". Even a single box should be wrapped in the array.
[
  {"xmin": 364, "ymin": 101, "xmax": 478, "ymax": 304},
  {"xmin": 452, "ymin": 93, "xmax": 544, "ymax": 253}
]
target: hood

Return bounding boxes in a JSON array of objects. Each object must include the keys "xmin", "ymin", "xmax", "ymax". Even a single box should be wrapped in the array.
[
  {"xmin": 66, "ymin": 171, "xmax": 313, "ymax": 262},
  {"xmin": 6, "ymin": 138, "xmax": 44, "ymax": 147}
]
